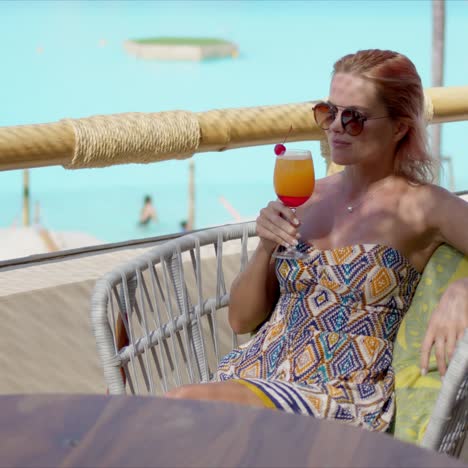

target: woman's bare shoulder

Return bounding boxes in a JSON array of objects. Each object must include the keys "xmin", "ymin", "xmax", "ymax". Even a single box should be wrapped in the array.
[
  {"xmin": 400, "ymin": 180, "xmax": 468, "ymax": 239},
  {"xmin": 404, "ymin": 180, "xmax": 459, "ymax": 207},
  {"xmin": 419, "ymin": 184, "xmax": 468, "ymax": 253}
]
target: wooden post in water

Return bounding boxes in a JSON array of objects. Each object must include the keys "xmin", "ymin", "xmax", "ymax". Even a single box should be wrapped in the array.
[
  {"xmin": 187, "ymin": 160, "xmax": 195, "ymax": 230},
  {"xmin": 22, "ymin": 169, "xmax": 30, "ymax": 226},
  {"xmin": 432, "ymin": 0, "xmax": 445, "ymax": 183}
]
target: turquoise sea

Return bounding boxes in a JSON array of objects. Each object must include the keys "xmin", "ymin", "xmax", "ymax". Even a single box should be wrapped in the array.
[{"xmin": 1, "ymin": 0, "xmax": 467, "ymax": 244}]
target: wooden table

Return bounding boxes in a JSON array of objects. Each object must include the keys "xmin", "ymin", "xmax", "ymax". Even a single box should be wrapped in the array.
[{"xmin": 0, "ymin": 394, "xmax": 465, "ymax": 468}]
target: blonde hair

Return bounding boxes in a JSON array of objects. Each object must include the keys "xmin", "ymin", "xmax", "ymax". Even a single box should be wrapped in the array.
[{"xmin": 333, "ymin": 49, "xmax": 435, "ymax": 184}]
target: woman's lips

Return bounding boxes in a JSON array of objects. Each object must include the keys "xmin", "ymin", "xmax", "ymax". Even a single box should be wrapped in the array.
[{"xmin": 331, "ymin": 139, "xmax": 351, "ymax": 148}]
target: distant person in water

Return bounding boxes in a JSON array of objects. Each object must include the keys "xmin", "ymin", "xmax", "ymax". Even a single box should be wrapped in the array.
[
  {"xmin": 139, "ymin": 195, "xmax": 158, "ymax": 226},
  {"xmin": 180, "ymin": 220, "xmax": 188, "ymax": 232}
]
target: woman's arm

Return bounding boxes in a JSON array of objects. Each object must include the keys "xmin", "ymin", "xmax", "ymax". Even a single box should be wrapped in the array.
[
  {"xmin": 420, "ymin": 187, "xmax": 468, "ymax": 376},
  {"xmin": 432, "ymin": 188, "xmax": 468, "ymax": 255},
  {"xmin": 228, "ymin": 200, "xmax": 300, "ymax": 334},
  {"xmin": 228, "ymin": 242, "xmax": 279, "ymax": 334}
]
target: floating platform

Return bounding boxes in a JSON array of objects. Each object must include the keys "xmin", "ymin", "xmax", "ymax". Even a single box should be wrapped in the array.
[{"xmin": 124, "ymin": 37, "xmax": 239, "ymax": 61}]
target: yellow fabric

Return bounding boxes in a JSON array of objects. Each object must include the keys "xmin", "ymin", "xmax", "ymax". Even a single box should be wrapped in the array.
[
  {"xmin": 392, "ymin": 244, "xmax": 468, "ymax": 444},
  {"xmin": 233, "ymin": 379, "xmax": 278, "ymax": 409}
]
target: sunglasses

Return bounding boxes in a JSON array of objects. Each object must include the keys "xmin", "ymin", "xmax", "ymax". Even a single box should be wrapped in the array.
[{"xmin": 313, "ymin": 101, "xmax": 389, "ymax": 136}]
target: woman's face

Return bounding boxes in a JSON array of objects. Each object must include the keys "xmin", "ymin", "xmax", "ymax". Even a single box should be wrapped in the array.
[{"xmin": 326, "ymin": 73, "xmax": 399, "ymax": 168}]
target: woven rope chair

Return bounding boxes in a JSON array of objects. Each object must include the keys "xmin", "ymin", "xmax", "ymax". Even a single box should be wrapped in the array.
[{"xmin": 90, "ymin": 221, "xmax": 468, "ymax": 458}]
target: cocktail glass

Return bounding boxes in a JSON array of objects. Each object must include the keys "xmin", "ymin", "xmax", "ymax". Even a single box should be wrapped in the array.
[{"xmin": 272, "ymin": 149, "xmax": 315, "ymax": 260}]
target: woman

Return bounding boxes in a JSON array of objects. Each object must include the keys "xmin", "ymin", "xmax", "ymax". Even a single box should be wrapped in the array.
[{"xmin": 166, "ymin": 49, "xmax": 468, "ymax": 431}]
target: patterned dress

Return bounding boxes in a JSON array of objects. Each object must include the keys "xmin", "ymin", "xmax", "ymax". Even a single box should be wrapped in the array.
[{"xmin": 216, "ymin": 243, "xmax": 421, "ymax": 431}]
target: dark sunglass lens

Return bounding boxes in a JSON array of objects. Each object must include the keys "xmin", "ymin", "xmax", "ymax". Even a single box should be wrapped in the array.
[
  {"xmin": 314, "ymin": 103, "xmax": 335, "ymax": 129},
  {"xmin": 342, "ymin": 109, "xmax": 363, "ymax": 136}
]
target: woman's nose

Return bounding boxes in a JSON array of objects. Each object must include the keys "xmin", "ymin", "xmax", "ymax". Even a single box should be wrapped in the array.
[{"xmin": 328, "ymin": 111, "xmax": 345, "ymax": 134}]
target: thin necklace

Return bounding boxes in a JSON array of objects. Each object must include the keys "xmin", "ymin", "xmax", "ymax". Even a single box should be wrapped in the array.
[{"xmin": 345, "ymin": 177, "xmax": 392, "ymax": 214}]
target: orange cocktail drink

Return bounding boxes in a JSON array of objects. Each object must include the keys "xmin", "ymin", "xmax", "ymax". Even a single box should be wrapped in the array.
[{"xmin": 274, "ymin": 150, "xmax": 315, "ymax": 208}]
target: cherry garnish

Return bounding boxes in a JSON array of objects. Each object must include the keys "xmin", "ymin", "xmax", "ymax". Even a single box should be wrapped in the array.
[
  {"xmin": 274, "ymin": 125, "xmax": 293, "ymax": 156},
  {"xmin": 274, "ymin": 143, "xmax": 286, "ymax": 155}
]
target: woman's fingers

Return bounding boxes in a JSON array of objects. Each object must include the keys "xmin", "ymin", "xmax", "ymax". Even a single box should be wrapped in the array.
[
  {"xmin": 434, "ymin": 336, "xmax": 447, "ymax": 376},
  {"xmin": 421, "ymin": 329, "xmax": 448, "ymax": 377},
  {"xmin": 421, "ymin": 323, "xmax": 450, "ymax": 377},
  {"xmin": 257, "ymin": 215, "xmax": 298, "ymax": 248},
  {"xmin": 256, "ymin": 202, "xmax": 299, "ymax": 247},
  {"xmin": 273, "ymin": 201, "xmax": 300, "ymax": 226},
  {"xmin": 420, "ymin": 330, "xmax": 433, "ymax": 375},
  {"xmin": 446, "ymin": 329, "xmax": 458, "ymax": 363},
  {"xmin": 420, "ymin": 325, "xmax": 465, "ymax": 377}
]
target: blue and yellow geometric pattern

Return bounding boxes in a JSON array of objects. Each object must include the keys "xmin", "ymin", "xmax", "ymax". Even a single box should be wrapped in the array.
[{"xmin": 216, "ymin": 243, "xmax": 421, "ymax": 432}]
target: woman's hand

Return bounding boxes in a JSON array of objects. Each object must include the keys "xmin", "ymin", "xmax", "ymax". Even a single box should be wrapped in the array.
[
  {"xmin": 255, "ymin": 200, "xmax": 300, "ymax": 254},
  {"xmin": 420, "ymin": 277, "xmax": 468, "ymax": 376}
]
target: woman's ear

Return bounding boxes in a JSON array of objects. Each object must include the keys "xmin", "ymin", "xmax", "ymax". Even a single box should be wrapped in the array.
[{"xmin": 393, "ymin": 120, "xmax": 409, "ymax": 143}]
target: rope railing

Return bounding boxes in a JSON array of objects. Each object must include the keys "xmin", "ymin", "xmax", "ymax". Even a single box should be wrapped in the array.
[{"xmin": 0, "ymin": 86, "xmax": 467, "ymax": 172}]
